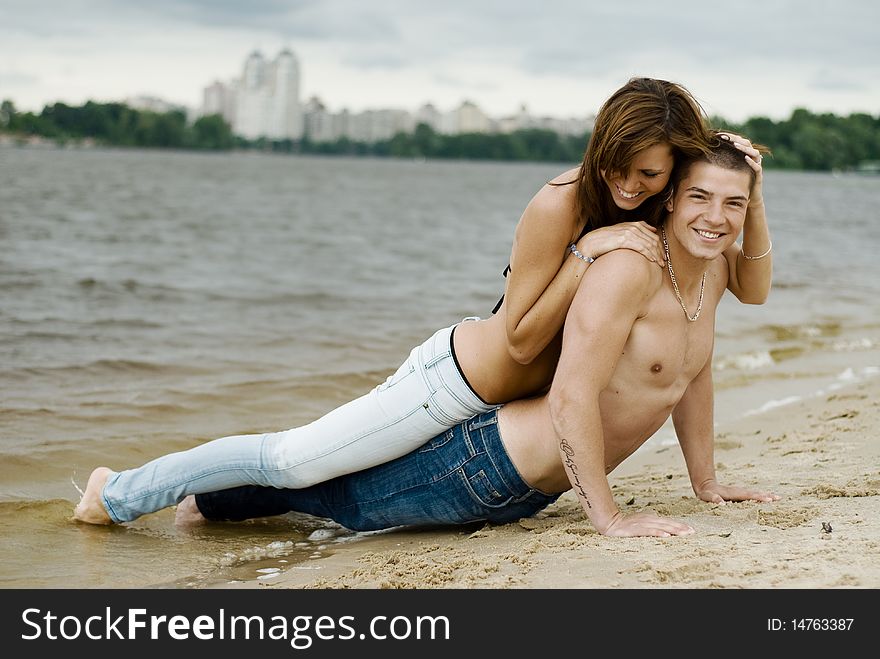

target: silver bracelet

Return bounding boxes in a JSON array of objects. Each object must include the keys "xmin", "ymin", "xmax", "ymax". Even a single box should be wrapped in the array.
[
  {"xmin": 741, "ymin": 241, "xmax": 772, "ymax": 260},
  {"xmin": 569, "ymin": 243, "xmax": 595, "ymax": 264}
]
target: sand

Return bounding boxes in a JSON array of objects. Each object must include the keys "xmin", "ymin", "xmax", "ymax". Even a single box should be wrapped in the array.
[{"xmin": 226, "ymin": 376, "xmax": 880, "ymax": 589}]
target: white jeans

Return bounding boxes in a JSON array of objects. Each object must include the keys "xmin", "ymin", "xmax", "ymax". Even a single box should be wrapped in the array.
[{"xmin": 101, "ymin": 322, "xmax": 497, "ymax": 523}]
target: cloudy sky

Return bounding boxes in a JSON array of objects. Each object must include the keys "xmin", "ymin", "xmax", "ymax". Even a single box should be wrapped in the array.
[{"xmin": 1, "ymin": 0, "xmax": 877, "ymax": 122}]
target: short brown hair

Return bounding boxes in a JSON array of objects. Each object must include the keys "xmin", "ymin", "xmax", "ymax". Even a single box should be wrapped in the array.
[{"xmin": 672, "ymin": 131, "xmax": 769, "ymax": 192}]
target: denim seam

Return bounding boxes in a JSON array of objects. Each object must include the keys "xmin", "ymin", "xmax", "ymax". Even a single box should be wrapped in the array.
[
  {"xmin": 480, "ymin": 417, "xmax": 558, "ymax": 499},
  {"xmin": 418, "ymin": 427, "xmax": 456, "ymax": 453},
  {"xmin": 472, "ymin": 468, "xmax": 503, "ymax": 499},
  {"xmin": 486, "ymin": 447, "xmax": 557, "ymax": 500},
  {"xmin": 106, "ymin": 435, "xmax": 279, "ymax": 507},
  {"xmin": 281, "ymin": 401, "xmax": 427, "ymax": 470},
  {"xmin": 462, "ymin": 423, "xmax": 478, "ymax": 457},
  {"xmin": 377, "ymin": 361, "xmax": 415, "ymax": 391},
  {"xmin": 101, "ymin": 485, "xmax": 124, "ymax": 524},
  {"xmin": 423, "ymin": 351, "xmax": 449, "ymax": 369},
  {"xmin": 121, "ymin": 464, "xmax": 296, "ymax": 505},
  {"xmin": 432, "ymin": 354, "xmax": 494, "ymax": 414},
  {"xmin": 468, "ymin": 412, "xmax": 498, "ymax": 431},
  {"xmin": 482, "ymin": 429, "xmax": 519, "ymax": 496},
  {"xmin": 423, "ymin": 395, "xmax": 461, "ymax": 426},
  {"xmin": 332, "ymin": 474, "xmax": 454, "ymax": 511}
]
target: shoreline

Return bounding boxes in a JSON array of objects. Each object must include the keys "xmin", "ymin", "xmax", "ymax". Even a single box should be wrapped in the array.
[{"xmin": 218, "ymin": 376, "xmax": 880, "ymax": 589}]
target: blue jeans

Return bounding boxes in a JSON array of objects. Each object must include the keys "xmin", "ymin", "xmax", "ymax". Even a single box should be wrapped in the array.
[
  {"xmin": 195, "ymin": 411, "xmax": 560, "ymax": 531},
  {"xmin": 101, "ymin": 322, "xmax": 497, "ymax": 523}
]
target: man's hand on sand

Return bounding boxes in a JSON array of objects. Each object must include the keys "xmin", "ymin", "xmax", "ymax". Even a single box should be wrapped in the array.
[
  {"xmin": 695, "ymin": 479, "xmax": 780, "ymax": 505},
  {"xmin": 601, "ymin": 511, "xmax": 694, "ymax": 538}
]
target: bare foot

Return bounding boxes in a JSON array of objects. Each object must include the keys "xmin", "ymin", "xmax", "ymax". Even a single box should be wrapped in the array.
[
  {"xmin": 174, "ymin": 495, "xmax": 207, "ymax": 527},
  {"xmin": 73, "ymin": 467, "xmax": 114, "ymax": 525}
]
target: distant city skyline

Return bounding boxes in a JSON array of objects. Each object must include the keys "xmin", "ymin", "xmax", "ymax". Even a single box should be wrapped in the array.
[
  {"xmin": 198, "ymin": 48, "xmax": 592, "ymax": 142},
  {"xmin": 2, "ymin": 1, "xmax": 878, "ymax": 123}
]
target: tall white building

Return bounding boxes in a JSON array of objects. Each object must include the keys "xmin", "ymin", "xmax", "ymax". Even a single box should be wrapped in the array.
[
  {"xmin": 303, "ymin": 96, "xmax": 337, "ymax": 143},
  {"xmin": 453, "ymin": 101, "xmax": 492, "ymax": 134},
  {"xmin": 414, "ymin": 103, "xmax": 442, "ymax": 132},
  {"xmin": 347, "ymin": 109, "xmax": 414, "ymax": 142},
  {"xmin": 201, "ymin": 81, "xmax": 236, "ymax": 126},
  {"xmin": 202, "ymin": 50, "xmax": 592, "ymax": 144},
  {"xmin": 266, "ymin": 49, "xmax": 303, "ymax": 140},
  {"xmin": 201, "ymin": 49, "xmax": 304, "ymax": 140}
]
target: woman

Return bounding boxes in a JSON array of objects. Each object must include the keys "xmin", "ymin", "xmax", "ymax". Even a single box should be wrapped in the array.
[{"xmin": 74, "ymin": 78, "xmax": 771, "ymax": 525}]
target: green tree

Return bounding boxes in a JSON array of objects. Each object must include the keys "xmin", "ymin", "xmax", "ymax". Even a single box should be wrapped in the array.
[
  {"xmin": 0, "ymin": 99, "xmax": 15, "ymax": 128},
  {"xmin": 191, "ymin": 114, "xmax": 234, "ymax": 150}
]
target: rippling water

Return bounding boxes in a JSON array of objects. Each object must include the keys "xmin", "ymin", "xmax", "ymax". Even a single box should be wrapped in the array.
[{"xmin": 2, "ymin": 147, "xmax": 879, "ymax": 587}]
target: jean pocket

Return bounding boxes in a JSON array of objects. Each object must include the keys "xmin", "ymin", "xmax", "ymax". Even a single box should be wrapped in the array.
[
  {"xmin": 422, "ymin": 393, "xmax": 461, "ymax": 426},
  {"xmin": 459, "ymin": 467, "xmax": 512, "ymax": 509},
  {"xmin": 376, "ymin": 358, "xmax": 415, "ymax": 392},
  {"xmin": 418, "ymin": 427, "xmax": 456, "ymax": 454}
]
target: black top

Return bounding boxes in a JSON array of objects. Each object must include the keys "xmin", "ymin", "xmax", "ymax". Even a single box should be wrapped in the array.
[
  {"xmin": 491, "ymin": 222, "xmax": 590, "ymax": 315},
  {"xmin": 491, "ymin": 265, "xmax": 511, "ymax": 315}
]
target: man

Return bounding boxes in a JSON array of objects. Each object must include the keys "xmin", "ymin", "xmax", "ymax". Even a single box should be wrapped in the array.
[{"xmin": 181, "ymin": 140, "xmax": 779, "ymax": 537}]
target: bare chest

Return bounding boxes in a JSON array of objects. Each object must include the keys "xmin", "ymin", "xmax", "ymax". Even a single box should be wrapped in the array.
[{"xmin": 613, "ymin": 296, "xmax": 717, "ymax": 390}]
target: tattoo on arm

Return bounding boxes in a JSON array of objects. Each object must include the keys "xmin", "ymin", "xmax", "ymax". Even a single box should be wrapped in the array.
[{"xmin": 559, "ymin": 438, "xmax": 591, "ymax": 509}]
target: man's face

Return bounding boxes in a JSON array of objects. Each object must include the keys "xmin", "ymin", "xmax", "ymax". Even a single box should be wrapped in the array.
[{"xmin": 666, "ymin": 161, "xmax": 751, "ymax": 261}]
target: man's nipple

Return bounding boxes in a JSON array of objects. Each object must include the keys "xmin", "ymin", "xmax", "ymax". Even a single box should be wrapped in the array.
[{"xmin": 650, "ymin": 363, "xmax": 663, "ymax": 374}]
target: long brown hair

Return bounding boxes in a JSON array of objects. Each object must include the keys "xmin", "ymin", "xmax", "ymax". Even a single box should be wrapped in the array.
[{"xmin": 569, "ymin": 78, "xmax": 715, "ymax": 234}]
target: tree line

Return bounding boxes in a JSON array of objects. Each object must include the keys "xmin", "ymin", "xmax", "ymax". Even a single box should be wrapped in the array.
[
  {"xmin": 2, "ymin": 99, "xmax": 879, "ymax": 171},
  {"xmin": 0, "ymin": 100, "xmax": 235, "ymax": 150},
  {"xmin": 715, "ymin": 110, "xmax": 880, "ymax": 171}
]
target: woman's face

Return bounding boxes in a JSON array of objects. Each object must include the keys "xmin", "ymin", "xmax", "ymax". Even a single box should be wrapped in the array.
[{"xmin": 601, "ymin": 143, "xmax": 674, "ymax": 210}]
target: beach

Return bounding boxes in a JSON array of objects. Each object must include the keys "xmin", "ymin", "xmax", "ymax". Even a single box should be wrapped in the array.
[
  {"xmin": 2, "ymin": 147, "xmax": 879, "ymax": 588},
  {"xmin": 225, "ymin": 375, "xmax": 880, "ymax": 589}
]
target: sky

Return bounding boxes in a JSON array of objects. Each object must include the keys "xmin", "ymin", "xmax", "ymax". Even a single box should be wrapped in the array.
[{"xmin": 1, "ymin": 0, "xmax": 878, "ymax": 122}]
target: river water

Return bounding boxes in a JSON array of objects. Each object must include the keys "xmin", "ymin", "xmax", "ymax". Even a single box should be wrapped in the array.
[{"xmin": 2, "ymin": 147, "xmax": 878, "ymax": 587}]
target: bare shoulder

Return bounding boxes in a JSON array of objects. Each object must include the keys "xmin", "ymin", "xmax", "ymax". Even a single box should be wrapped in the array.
[
  {"xmin": 705, "ymin": 254, "xmax": 731, "ymax": 294},
  {"xmin": 548, "ymin": 166, "xmax": 581, "ymax": 186},
  {"xmin": 581, "ymin": 249, "xmax": 663, "ymax": 298},
  {"xmin": 591, "ymin": 249, "xmax": 662, "ymax": 284},
  {"xmin": 516, "ymin": 168, "xmax": 580, "ymax": 238},
  {"xmin": 699, "ymin": 254, "xmax": 732, "ymax": 308}
]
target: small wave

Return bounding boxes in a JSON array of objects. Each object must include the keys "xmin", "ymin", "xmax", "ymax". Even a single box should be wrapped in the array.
[
  {"xmin": 77, "ymin": 277, "xmax": 143, "ymax": 292},
  {"xmin": 743, "ymin": 366, "xmax": 880, "ymax": 417},
  {"xmin": 832, "ymin": 338, "xmax": 875, "ymax": 351},
  {"xmin": 0, "ymin": 498, "xmax": 74, "ymax": 518},
  {"xmin": 769, "ymin": 346, "xmax": 806, "ymax": 362},
  {"xmin": 18, "ymin": 358, "xmax": 206, "ymax": 378},
  {"xmin": 75, "ymin": 276, "xmax": 193, "ymax": 303},
  {"xmin": 814, "ymin": 367, "xmax": 880, "ymax": 397},
  {"xmin": 716, "ymin": 351, "xmax": 774, "ymax": 371},
  {"xmin": 770, "ymin": 281, "xmax": 809, "ymax": 290},
  {"xmin": 218, "ymin": 541, "xmax": 296, "ymax": 567},
  {"xmin": 744, "ymin": 395, "xmax": 803, "ymax": 416},
  {"xmin": 3, "ymin": 317, "xmax": 164, "ymax": 337},
  {"xmin": 838, "ymin": 367, "xmax": 857, "ymax": 382},
  {"xmin": 3, "ymin": 329, "xmax": 74, "ymax": 340},
  {"xmin": 764, "ymin": 322, "xmax": 841, "ymax": 341},
  {"xmin": 0, "ymin": 278, "xmax": 41, "ymax": 291},
  {"xmin": 90, "ymin": 318, "xmax": 165, "ymax": 329}
]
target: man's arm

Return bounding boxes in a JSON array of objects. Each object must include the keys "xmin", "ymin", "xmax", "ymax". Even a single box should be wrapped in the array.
[
  {"xmin": 672, "ymin": 351, "xmax": 780, "ymax": 504},
  {"xmin": 548, "ymin": 252, "xmax": 693, "ymax": 537}
]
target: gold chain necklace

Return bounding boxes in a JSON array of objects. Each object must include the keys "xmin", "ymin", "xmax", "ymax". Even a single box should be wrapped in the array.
[{"xmin": 661, "ymin": 225, "xmax": 706, "ymax": 322}]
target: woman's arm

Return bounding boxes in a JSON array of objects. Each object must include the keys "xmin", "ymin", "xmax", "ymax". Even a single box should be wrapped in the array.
[
  {"xmin": 721, "ymin": 134, "xmax": 773, "ymax": 304},
  {"xmin": 503, "ymin": 179, "xmax": 665, "ymax": 364}
]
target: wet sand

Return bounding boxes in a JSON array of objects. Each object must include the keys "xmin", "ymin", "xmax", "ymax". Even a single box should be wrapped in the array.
[{"xmin": 223, "ymin": 376, "xmax": 880, "ymax": 589}]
